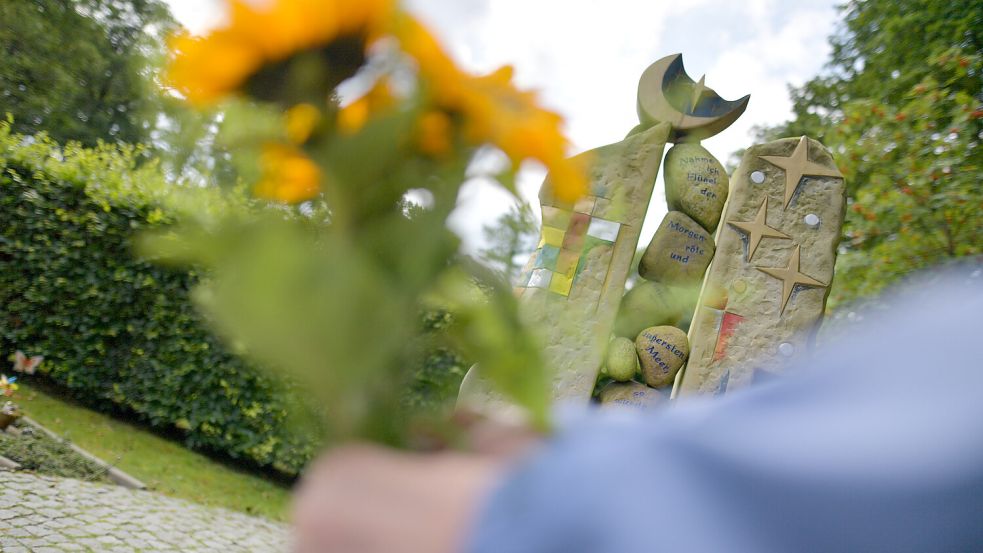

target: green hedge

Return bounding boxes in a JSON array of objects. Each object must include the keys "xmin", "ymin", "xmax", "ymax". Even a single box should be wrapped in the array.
[{"xmin": 0, "ymin": 124, "xmax": 317, "ymax": 474}]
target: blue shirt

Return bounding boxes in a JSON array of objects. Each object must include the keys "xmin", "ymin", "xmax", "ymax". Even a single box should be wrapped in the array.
[{"xmin": 468, "ymin": 267, "xmax": 983, "ymax": 552}]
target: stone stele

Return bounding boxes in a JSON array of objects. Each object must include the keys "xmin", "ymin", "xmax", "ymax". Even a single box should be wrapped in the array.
[
  {"xmin": 598, "ymin": 381, "xmax": 666, "ymax": 409},
  {"xmin": 638, "ymin": 210, "xmax": 715, "ymax": 286},
  {"xmin": 663, "ymin": 142, "xmax": 729, "ymax": 232},
  {"xmin": 458, "ymin": 123, "xmax": 672, "ymax": 411},
  {"xmin": 674, "ymin": 136, "xmax": 845, "ymax": 396},
  {"xmin": 636, "ymin": 325, "xmax": 689, "ymax": 388}
]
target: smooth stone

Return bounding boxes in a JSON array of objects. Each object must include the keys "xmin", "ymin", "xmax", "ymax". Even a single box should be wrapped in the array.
[
  {"xmin": 614, "ymin": 280, "xmax": 682, "ymax": 338},
  {"xmin": 638, "ymin": 211, "xmax": 715, "ymax": 286},
  {"xmin": 664, "ymin": 142, "xmax": 729, "ymax": 231},
  {"xmin": 635, "ymin": 325, "xmax": 689, "ymax": 388},
  {"xmin": 598, "ymin": 381, "xmax": 664, "ymax": 409},
  {"xmin": 604, "ymin": 337, "xmax": 639, "ymax": 382}
]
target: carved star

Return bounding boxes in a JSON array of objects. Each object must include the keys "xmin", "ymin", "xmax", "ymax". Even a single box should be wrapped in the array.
[
  {"xmin": 756, "ymin": 245, "xmax": 827, "ymax": 316},
  {"xmin": 728, "ymin": 198, "xmax": 790, "ymax": 261},
  {"xmin": 689, "ymin": 75, "xmax": 708, "ymax": 112},
  {"xmin": 759, "ymin": 136, "xmax": 843, "ymax": 209}
]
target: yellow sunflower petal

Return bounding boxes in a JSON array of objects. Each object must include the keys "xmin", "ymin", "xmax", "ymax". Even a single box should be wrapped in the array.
[
  {"xmin": 285, "ymin": 103, "xmax": 322, "ymax": 144},
  {"xmin": 255, "ymin": 143, "xmax": 322, "ymax": 203},
  {"xmin": 337, "ymin": 96, "xmax": 370, "ymax": 134},
  {"xmin": 168, "ymin": 0, "xmax": 397, "ymax": 106},
  {"xmin": 416, "ymin": 111, "xmax": 453, "ymax": 157},
  {"xmin": 167, "ymin": 31, "xmax": 263, "ymax": 105}
]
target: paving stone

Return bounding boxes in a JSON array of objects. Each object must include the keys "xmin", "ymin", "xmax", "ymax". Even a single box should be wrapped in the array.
[{"xmin": 0, "ymin": 471, "xmax": 289, "ymax": 552}]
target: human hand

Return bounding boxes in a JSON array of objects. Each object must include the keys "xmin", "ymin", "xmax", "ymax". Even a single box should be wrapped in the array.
[{"xmin": 292, "ymin": 418, "xmax": 540, "ymax": 553}]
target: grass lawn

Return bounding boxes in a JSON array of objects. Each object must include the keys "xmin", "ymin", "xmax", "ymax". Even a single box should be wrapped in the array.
[{"xmin": 13, "ymin": 380, "xmax": 293, "ymax": 521}]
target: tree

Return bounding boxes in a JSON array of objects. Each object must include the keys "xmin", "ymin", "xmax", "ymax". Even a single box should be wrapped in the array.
[
  {"xmin": 758, "ymin": 0, "xmax": 982, "ymax": 307},
  {"xmin": 478, "ymin": 202, "xmax": 538, "ymax": 285},
  {"xmin": 0, "ymin": 0, "xmax": 175, "ymax": 146}
]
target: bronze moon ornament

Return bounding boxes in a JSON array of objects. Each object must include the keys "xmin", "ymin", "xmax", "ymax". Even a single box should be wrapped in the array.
[{"xmin": 637, "ymin": 53, "xmax": 750, "ymax": 143}]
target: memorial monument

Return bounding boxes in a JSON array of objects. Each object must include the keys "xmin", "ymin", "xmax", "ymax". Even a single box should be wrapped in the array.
[{"xmin": 458, "ymin": 53, "xmax": 845, "ymax": 413}]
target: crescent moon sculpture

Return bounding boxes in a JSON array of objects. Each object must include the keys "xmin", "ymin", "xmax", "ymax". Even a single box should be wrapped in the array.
[{"xmin": 637, "ymin": 53, "xmax": 750, "ymax": 142}]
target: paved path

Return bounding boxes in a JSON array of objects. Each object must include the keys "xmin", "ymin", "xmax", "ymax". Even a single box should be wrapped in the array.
[{"xmin": 0, "ymin": 471, "xmax": 290, "ymax": 552}]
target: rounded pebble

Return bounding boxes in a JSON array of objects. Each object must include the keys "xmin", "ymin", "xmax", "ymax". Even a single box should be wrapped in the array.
[
  {"xmin": 598, "ymin": 381, "xmax": 665, "ymax": 409},
  {"xmin": 635, "ymin": 326, "xmax": 690, "ymax": 388},
  {"xmin": 638, "ymin": 211, "xmax": 716, "ymax": 286},
  {"xmin": 605, "ymin": 337, "xmax": 639, "ymax": 382},
  {"xmin": 664, "ymin": 143, "xmax": 729, "ymax": 231},
  {"xmin": 614, "ymin": 281, "xmax": 682, "ymax": 338}
]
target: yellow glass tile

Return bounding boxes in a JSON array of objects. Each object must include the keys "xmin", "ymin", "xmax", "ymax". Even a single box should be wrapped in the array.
[
  {"xmin": 542, "ymin": 226, "xmax": 565, "ymax": 247},
  {"xmin": 549, "ymin": 273, "xmax": 573, "ymax": 296}
]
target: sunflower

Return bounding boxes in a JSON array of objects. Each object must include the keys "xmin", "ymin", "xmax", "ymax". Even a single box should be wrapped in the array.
[
  {"xmin": 336, "ymin": 78, "xmax": 397, "ymax": 134},
  {"xmin": 254, "ymin": 143, "xmax": 322, "ymax": 203},
  {"xmin": 167, "ymin": 0, "xmax": 394, "ymax": 106},
  {"xmin": 285, "ymin": 103, "xmax": 323, "ymax": 144},
  {"xmin": 397, "ymin": 17, "xmax": 588, "ymax": 202}
]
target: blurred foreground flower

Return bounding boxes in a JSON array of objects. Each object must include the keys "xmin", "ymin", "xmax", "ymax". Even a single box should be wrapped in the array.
[
  {"xmin": 396, "ymin": 17, "xmax": 589, "ymax": 201},
  {"xmin": 167, "ymin": 0, "xmax": 394, "ymax": 106},
  {"xmin": 153, "ymin": 0, "xmax": 594, "ymax": 444},
  {"xmin": 254, "ymin": 143, "xmax": 322, "ymax": 203}
]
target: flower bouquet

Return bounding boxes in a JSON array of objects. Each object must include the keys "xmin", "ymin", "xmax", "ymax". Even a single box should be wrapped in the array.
[{"xmin": 144, "ymin": 0, "xmax": 589, "ymax": 447}]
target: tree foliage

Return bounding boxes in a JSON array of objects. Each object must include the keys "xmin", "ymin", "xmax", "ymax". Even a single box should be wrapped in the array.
[
  {"xmin": 478, "ymin": 202, "xmax": 538, "ymax": 285},
  {"xmin": 0, "ymin": 123, "xmax": 319, "ymax": 474},
  {"xmin": 758, "ymin": 0, "xmax": 982, "ymax": 306},
  {"xmin": 0, "ymin": 0, "xmax": 174, "ymax": 146}
]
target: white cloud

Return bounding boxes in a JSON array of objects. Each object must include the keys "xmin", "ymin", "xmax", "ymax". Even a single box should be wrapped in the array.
[{"xmin": 165, "ymin": 0, "xmax": 225, "ymax": 34}]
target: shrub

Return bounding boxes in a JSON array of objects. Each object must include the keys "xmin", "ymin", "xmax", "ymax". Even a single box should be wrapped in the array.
[{"xmin": 0, "ymin": 123, "xmax": 317, "ymax": 474}]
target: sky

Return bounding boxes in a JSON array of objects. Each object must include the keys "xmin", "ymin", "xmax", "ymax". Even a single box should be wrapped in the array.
[{"xmin": 164, "ymin": 0, "xmax": 840, "ymax": 253}]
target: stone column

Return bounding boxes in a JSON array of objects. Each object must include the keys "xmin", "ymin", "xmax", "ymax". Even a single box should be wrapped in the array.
[{"xmin": 675, "ymin": 136, "xmax": 845, "ymax": 395}]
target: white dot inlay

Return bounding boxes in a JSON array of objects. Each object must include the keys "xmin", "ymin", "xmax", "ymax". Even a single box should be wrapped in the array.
[
  {"xmin": 778, "ymin": 342, "xmax": 795, "ymax": 357},
  {"xmin": 750, "ymin": 171, "xmax": 766, "ymax": 184},
  {"xmin": 804, "ymin": 213, "xmax": 821, "ymax": 228}
]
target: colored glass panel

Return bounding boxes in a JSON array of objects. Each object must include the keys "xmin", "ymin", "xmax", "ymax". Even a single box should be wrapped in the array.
[
  {"xmin": 562, "ymin": 230, "xmax": 586, "ymax": 251},
  {"xmin": 541, "ymin": 245, "xmax": 560, "ymax": 270},
  {"xmin": 549, "ymin": 273, "xmax": 573, "ymax": 296},
  {"xmin": 556, "ymin": 249, "xmax": 580, "ymax": 277},
  {"xmin": 713, "ymin": 312, "xmax": 745, "ymax": 361},
  {"xmin": 567, "ymin": 212, "xmax": 591, "ymax": 235},
  {"xmin": 542, "ymin": 206, "xmax": 572, "ymax": 229},
  {"xmin": 542, "ymin": 226, "xmax": 565, "ymax": 247},
  {"xmin": 517, "ymin": 269, "xmax": 532, "ymax": 287},
  {"xmin": 528, "ymin": 268, "xmax": 552, "ymax": 289},
  {"xmin": 587, "ymin": 218, "xmax": 620, "ymax": 242}
]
